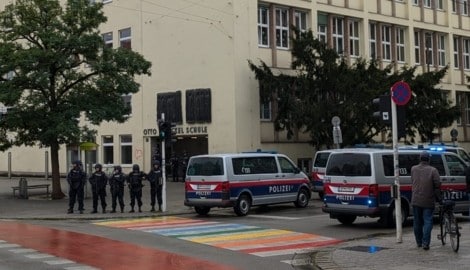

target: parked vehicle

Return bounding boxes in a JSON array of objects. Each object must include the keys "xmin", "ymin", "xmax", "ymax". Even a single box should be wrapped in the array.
[
  {"xmin": 400, "ymin": 144, "xmax": 470, "ymax": 165},
  {"xmin": 311, "ymin": 150, "xmax": 333, "ymax": 200},
  {"xmin": 184, "ymin": 153, "xmax": 311, "ymax": 216},
  {"xmin": 322, "ymin": 148, "xmax": 469, "ymax": 227}
]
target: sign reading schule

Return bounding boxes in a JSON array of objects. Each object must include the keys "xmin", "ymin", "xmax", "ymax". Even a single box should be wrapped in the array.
[{"xmin": 143, "ymin": 125, "xmax": 207, "ymax": 136}]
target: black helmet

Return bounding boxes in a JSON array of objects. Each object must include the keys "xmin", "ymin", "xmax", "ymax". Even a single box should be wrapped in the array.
[
  {"xmin": 114, "ymin": 165, "xmax": 122, "ymax": 172},
  {"xmin": 153, "ymin": 160, "xmax": 160, "ymax": 166},
  {"xmin": 94, "ymin": 163, "xmax": 102, "ymax": 169},
  {"xmin": 132, "ymin": 164, "xmax": 140, "ymax": 171},
  {"xmin": 73, "ymin": 160, "xmax": 82, "ymax": 166}
]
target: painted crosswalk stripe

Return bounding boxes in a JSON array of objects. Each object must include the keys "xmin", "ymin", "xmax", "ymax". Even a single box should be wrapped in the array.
[
  {"xmin": 44, "ymin": 258, "xmax": 75, "ymax": 265},
  {"xmin": 94, "ymin": 217, "xmax": 341, "ymax": 257},
  {"xmin": 8, "ymin": 248, "xmax": 36, "ymax": 254},
  {"xmin": 25, "ymin": 253, "xmax": 55, "ymax": 259},
  {"xmin": 0, "ymin": 243, "xmax": 20, "ymax": 248}
]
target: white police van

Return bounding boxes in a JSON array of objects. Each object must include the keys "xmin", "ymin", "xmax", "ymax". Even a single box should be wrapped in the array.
[
  {"xmin": 322, "ymin": 148, "xmax": 469, "ymax": 226},
  {"xmin": 184, "ymin": 153, "xmax": 311, "ymax": 216},
  {"xmin": 400, "ymin": 144, "xmax": 470, "ymax": 165},
  {"xmin": 311, "ymin": 150, "xmax": 333, "ymax": 200}
]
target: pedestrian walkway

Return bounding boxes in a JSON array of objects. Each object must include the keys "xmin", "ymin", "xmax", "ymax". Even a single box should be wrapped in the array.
[{"xmin": 1, "ymin": 177, "xmax": 470, "ymax": 269}]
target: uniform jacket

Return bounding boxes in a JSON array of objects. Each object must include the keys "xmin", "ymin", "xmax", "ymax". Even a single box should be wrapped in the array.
[
  {"xmin": 109, "ymin": 172, "xmax": 126, "ymax": 192},
  {"xmin": 128, "ymin": 171, "xmax": 146, "ymax": 191},
  {"xmin": 89, "ymin": 172, "xmax": 108, "ymax": 192},
  {"xmin": 147, "ymin": 169, "xmax": 163, "ymax": 186},
  {"xmin": 67, "ymin": 169, "xmax": 86, "ymax": 190},
  {"xmin": 411, "ymin": 161, "xmax": 441, "ymax": 208}
]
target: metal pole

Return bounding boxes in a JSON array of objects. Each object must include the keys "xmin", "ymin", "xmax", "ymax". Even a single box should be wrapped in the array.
[
  {"xmin": 392, "ymin": 95, "xmax": 403, "ymax": 243},
  {"xmin": 161, "ymin": 113, "xmax": 167, "ymax": 212},
  {"xmin": 8, "ymin": 152, "xmax": 11, "ymax": 179},
  {"xmin": 45, "ymin": 151, "xmax": 49, "ymax": 180}
]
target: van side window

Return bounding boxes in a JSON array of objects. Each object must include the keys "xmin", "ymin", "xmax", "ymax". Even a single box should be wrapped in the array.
[
  {"xmin": 187, "ymin": 157, "xmax": 223, "ymax": 176},
  {"xmin": 314, "ymin": 152, "xmax": 330, "ymax": 167},
  {"xmin": 429, "ymin": 155, "xmax": 445, "ymax": 176},
  {"xmin": 278, "ymin": 157, "xmax": 296, "ymax": 173},
  {"xmin": 232, "ymin": 157, "xmax": 277, "ymax": 175},
  {"xmin": 445, "ymin": 154, "xmax": 466, "ymax": 176},
  {"xmin": 382, "ymin": 154, "xmax": 420, "ymax": 177}
]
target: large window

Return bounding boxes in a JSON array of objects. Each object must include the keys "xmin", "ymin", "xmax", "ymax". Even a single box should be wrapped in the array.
[
  {"xmin": 424, "ymin": 0, "xmax": 432, "ymax": 8},
  {"xmin": 437, "ymin": 34, "xmax": 446, "ymax": 67},
  {"xmin": 258, "ymin": 6, "xmax": 269, "ymax": 47},
  {"xmin": 294, "ymin": 10, "xmax": 308, "ymax": 32},
  {"xmin": 381, "ymin": 25, "xmax": 391, "ymax": 61},
  {"xmin": 396, "ymin": 28, "xmax": 405, "ymax": 63},
  {"xmin": 317, "ymin": 13, "xmax": 327, "ymax": 43},
  {"xmin": 369, "ymin": 23, "xmax": 377, "ymax": 59},
  {"xmin": 120, "ymin": 135, "xmax": 132, "ymax": 165},
  {"xmin": 186, "ymin": 89, "xmax": 211, "ymax": 123},
  {"xmin": 454, "ymin": 37, "xmax": 460, "ymax": 69},
  {"xmin": 425, "ymin": 33, "xmax": 433, "ymax": 66},
  {"xmin": 456, "ymin": 92, "xmax": 470, "ymax": 125},
  {"xmin": 332, "ymin": 17, "xmax": 344, "ymax": 54},
  {"xmin": 464, "ymin": 39, "xmax": 470, "ymax": 70},
  {"xmin": 463, "ymin": 0, "xmax": 469, "ymax": 15},
  {"xmin": 102, "ymin": 136, "xmax": 114, "ymax": 164},
  {"xmin": 275, "ymin": 8, "xmax": 289, "ymax": 49},
  {"xmin": 119, "ymin": 28, "xmax": 131, "ymax": 49},
  {"xmin": 414, "ymin": 31, "xmax": 421, "ymax": 64},
  {"xmin": 349, "ymin": 21, "xmax": 359, "ymax": 57},
  {"xmin": 102, "ymin": 32, "xmax": 112, "ymax": 48}
]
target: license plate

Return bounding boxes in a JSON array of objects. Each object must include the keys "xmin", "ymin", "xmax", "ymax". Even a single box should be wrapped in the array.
[
  {"xmin": 338, "ymin": 186, "xmax": 354, "ymax": 192},
  {"xmin": 196, "ymin": 191, "xmax": 212, "ymax": 196},
  {"xmin": 197, "ymin": 185, "xmax": 211, "ymax": 190}
]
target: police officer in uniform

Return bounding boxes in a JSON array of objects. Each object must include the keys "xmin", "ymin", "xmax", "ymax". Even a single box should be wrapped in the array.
[
  {"xmin": 109, "ymin": 165, "xmax": 126, "ymax": 213},
  {"xmin": 89, "ymin": 163, "xmax": 108, "ymax": 213},
  {"xmin": 147, "ymin": 161, "xmax": 163, "ymax": 212},
  {"xmin": 67, "ymin": 160, "xmax": 86, "ymax": 214},
  {"xmin": 128, "ymin": 164, "xmax": 146, "ymax": 212}
]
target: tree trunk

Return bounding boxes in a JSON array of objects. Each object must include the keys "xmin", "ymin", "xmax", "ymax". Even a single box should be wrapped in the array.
[{"xmin": 50, "ymin": 142, "xmax": 65, "ymax": 199}]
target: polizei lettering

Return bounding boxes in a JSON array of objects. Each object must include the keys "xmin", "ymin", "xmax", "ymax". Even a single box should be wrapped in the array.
[{"xmin": 269, "ymin": 185, "xmax": 293, "ymax": 193}]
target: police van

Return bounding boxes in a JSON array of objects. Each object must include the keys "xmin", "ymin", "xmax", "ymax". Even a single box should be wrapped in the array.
[
  {"xmin": 322, "ymin": 148, "xmax": 469, "ymax": 226},
  {"xmin": 184, "ymin": 153, "xmax": 311, "ymax": 216},
  {"xmin": 400, "ymin": 144, "xmax": 470, "ymax": 165},
  {"xmin": 311, "ymin": 150, "xmax": 333, "ymax": 200}
]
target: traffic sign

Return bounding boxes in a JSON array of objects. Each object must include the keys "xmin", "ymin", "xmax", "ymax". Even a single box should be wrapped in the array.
[
  {"xmin": 391, "ymin": 81, "xmax": 411, "ymax": 106},
  {"xmin": 331, "ymin": 116, "xmax": 341, "ymax": 126}
]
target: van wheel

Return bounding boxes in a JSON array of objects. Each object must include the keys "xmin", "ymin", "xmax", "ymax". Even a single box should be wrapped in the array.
[
  {"xmin": 234, "ymin": 195, "xmax": 251, "ymax": 216},
  {"xmin": 382, "ymin": 203, "xmax": 408, "ymax": 228},
  {"xmin": 294, "ymin": 189, "xmax": 310, "ymax": 208},
  {"xmin": 337, "ymin": 215, "xmax": 357, "ymax": 225},
  {"xmin": 194, "ymin": 206, "xmax": 211, "ymax": 216}
]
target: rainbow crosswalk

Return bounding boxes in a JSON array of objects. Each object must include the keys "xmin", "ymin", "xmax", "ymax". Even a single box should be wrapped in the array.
[{"xmin": 94, "ymin": 217, "xmax": 342, "ymax": 257}]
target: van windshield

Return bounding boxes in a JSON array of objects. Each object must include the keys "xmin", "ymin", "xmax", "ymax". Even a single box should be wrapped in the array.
[
  {"xmin": 187, "ymin": 157, "xmax": 224, "ymax": 176},
  {"xmin": 326, "ymin": 153, "xmax": 371, "ymax": 176}
]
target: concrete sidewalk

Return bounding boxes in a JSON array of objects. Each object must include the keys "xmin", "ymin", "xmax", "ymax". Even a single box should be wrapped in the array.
[{"xmin": 1, "ymin": 177, "xmax": 469, "ymax": 269}]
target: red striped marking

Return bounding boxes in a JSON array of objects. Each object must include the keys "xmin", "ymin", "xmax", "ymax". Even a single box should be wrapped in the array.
[{"xmin": 0, "ymin": 221, "xmax": 237, "ymax": 270}]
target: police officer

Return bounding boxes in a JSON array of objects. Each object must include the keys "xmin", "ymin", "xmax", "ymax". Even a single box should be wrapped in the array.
[
  {"xmin": 170, "ymin": 155, "xmax": 179, "ymax": 182},
  {"xmin": 67, "ymin": 160, "xmax": 86, "ymax": 214},
  {"xmin": 109, "ymin": 165, "xmax": 126, "ymax": 213},
  {"xmin": 89, "ymin": 163, "xmax": 108, "ymax": 213},
  {"xmin": 147, "ymin": 161, "xmax": 163, "ymax": 212},
  {"xmin": 128, "ymin": 164, "xmax": 146, "ymax": 212}
]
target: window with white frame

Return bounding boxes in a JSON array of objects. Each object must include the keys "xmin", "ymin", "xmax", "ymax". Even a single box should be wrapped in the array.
[
  {"xmin": 425, "ymin": 33, "xmax": 434, "ymax": 66},
  {"xmin": 119, "ymin": 28, "xmax": 131, "ymax": 49},
  {"xmin": 275, "ymin": 8, "xmax": 289, "ymax": 49},
  {"xmin": 436, "ymin": 0, "xmax": 443, "ymax": 9},
  {"xmin": 260, "ymin": 101, "xmax": 271, "ymax": 121},
  {"xmin": 102, "ymin": 32, "xmax": 112, "ymax": 48},
  {"xmin": 332, "ymin": 17, "xmax": 344, "ymax": 54},
  {"xmin": 452, "ymin": 0, "xmax": 457, "ymax": 12},
  {"xmin": 412, "ymin": 0, "xmax": 419, "ymax": 5},
  {"xmin": 120, "ymin": 135, "xmax": 132, "ymax": 164},
  {"xmin": 369, "ymin": 23, "xmax": 377, "ymax": 59},
  {"xmin": 424, "ymin": 0, "xmax": 431, "ymax": 8},
  {"xmin": 464, "ymin": 39, "xmax": 470, "ymax": 70},
  {"xmin": 454, "ymin": 37, "xmax": 460, "ymax": 68},
  {"xmin": 437, "ymin": 34, "xmax": 446, "ymax": 67},
  {"xmin": 349, "ymin": 20, "xmax": 359, "ymax": 57},
  {"xmin": 318, "ymin": 24, "xmax": 327, "ymax": 43},
  {"xmin": 415, "ymin": 31, "xmax": 421, "ymax": 64},
  {"xmin": 456, "ymin": 92, "xmax": 470, "ymax": 125},
  {"xmin": 258, "ymin": 6, "xmax": 269, "ymax": 47},
  {"xmin": 462, "ymin": 0, "xmax": 469, "ymax": 15},
  {"xmin": 294, "ymin": 11, "xmax": 308, "ymax": 32},
  {"xmin": 396, "ymin": 28, "xmax": 405, "ymax": 62},
  {"xmin": 102, "ymin": 136, "xmax": 114, "ymax": 164},
  {"xmin": 381, "ymin": 25, "xmax": 391, "ymax": 61},
  {"xmin": 122, "ymin": 94, "xmax": 132, "ymax": 115}
]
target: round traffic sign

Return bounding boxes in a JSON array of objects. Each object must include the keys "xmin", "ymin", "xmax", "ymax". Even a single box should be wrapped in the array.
[
  {"xmin": 331, "ymin": 116, "xmax": 341, "ymax": 126},
  {"xmin": 391, "ymin": 81, "xmax": 411, "ymax": 106}
]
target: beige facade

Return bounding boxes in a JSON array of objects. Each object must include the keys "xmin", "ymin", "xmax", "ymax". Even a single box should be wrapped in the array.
[{"xmin": 1, "ymin": 0, "xmax": 470, "ymax": 176}]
